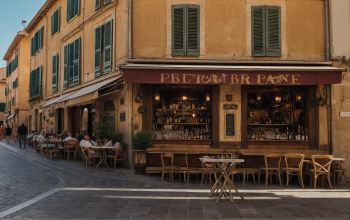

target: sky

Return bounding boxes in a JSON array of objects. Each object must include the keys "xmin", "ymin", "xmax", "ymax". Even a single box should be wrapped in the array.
[{"xmin": 0, "ymin": 0, "xmax": 45, "ymax": 67}]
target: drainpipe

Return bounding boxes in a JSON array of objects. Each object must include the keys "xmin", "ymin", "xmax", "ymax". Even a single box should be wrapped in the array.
[
  {"xmin": 324, "ymin": 0, "xmax": 332, "ymax": 153},
  {"xmin": 128, "ymin": 0, "xmax": 133, "ymax": 60},
  {"xmin": 325, "ymin": 0, "xmax": 331, "ymax": 61}
]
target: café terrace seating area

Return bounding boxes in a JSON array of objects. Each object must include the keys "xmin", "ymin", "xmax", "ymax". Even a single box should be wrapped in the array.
[
  {"xmin": 27, "ymin": 133, "xmax": 127, "ymax": 169},
  {"xmin": 143, "ymin": 146, "xmax": 347, "ymax": 189}
]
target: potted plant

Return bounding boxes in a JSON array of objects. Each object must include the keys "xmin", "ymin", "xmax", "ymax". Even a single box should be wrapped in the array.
[{"xmin": 132, "ymin": 131, "xmax": 153, "ymax": 173}]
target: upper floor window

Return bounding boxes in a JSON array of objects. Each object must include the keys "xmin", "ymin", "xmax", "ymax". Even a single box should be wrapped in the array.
[
  {"xmin": 67, "ymin": 0, "xmax": 80, "ymax": 21},
  {"xmin": 52, "ymin": 54, "xmax": 59, "ymax": 93},
  {"xmin": 0, "ymin": 103, "xmax": 5, "ymax": 113},
  {"xmin": 94, "ymin": 20, "xmax": 113, "ymax": 78},
  {"xmin": 95, "ymin": 0, "xmax": 111, "ymax": 11},
  {"xmin": 251, "ymin": 6, "xmax": 281, "ymax": 57},
  {"xmin": 171, "ymin": 4, "xmax": 200, "ymax": 56},
  {"xmin": 51, "ymin": 8, "xmax": 61, "ymax": 35},
  {"xmin": 6, "ymin": 52, "xmax": 18, "ymax": 77},
  {"xmin": 64, "ymin": 38, "xmax": 81, "ymax": 88},
  {"xmin": 12, "ymin": 78, "xmax": 18, "ymax": 89},
  {"xmin": 29, "ymin": 66, "xmax": 43, "ymax": 99},
  {"xmin": 31, "ymin": 26, "xmax": 44, "ymax": 56}
]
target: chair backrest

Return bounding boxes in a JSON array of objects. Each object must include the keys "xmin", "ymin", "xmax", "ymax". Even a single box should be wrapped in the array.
[
  {"xmin": 174, "ymin": 153, "xmax": 187, "ymax": 168},
  {"xmin": 284, "ymin": 153, "xmax": 305, "ymax": 170},
  {"xmin": 264, "ymin": 154, "xmax": 282, "ymax": 170},
  {"xmin": 65, "ymin": 139, "xmax": 79, "ymax": 148},
  {"xmin": 161, "ymin": 153, "xmax": 174, "ymax": 168},
  {"xmin": 311, "ymin": 155, "xmax": 334, "ymax": 174},
  {"xmin": 201, "ymin": 155, "xmax": 214, "ymax": 169},
  {"xmin": 80, "ymin": 145, "xmax": 89, "ymax": 158}
]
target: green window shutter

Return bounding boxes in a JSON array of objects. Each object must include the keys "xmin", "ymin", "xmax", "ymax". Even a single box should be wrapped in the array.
[
  {"xmin": 252, "ymin": 6, "xmax": 266, "ymax": 56},
  {"xmin": 52, "ymin": 55, "xmax": 58, "ymax": 93},
  {"xmin": 58, "ymin": 8, "xmax": 61, "ymax": 32},
  {"xmin": 0, "ymin": 103, "xmax": 5, "ymax": 112},
  {"xmin": 74, "ymin": 0, "xmax": 80, "ymax": 17},
  {"xmin": 67, "ymin": 0, "xmax": 71, "ymax": 21},
  {"xmin": 29, "ymin": 70, "xmax": 34, "ymax": 98},
  {"xmin": 172, "ymin": 5, "xmax": 186, "ymax": 56},
  {"xmin": 72, "ymin": 38, "xmax": 80, "ymax": 85},
  {"xmin": 64, "ymin": 45, "xmax": 68, "ymax": 88},
  {"xmin": 31, "ymin": 38, "xmax": 34, "ymax": 56},
  {"xmin": 51, "ymin": 13, "xmax": 55, "ymax": 35},
  {"xmin": 38, "ymin": 66, "xmax": 42, "ymax": 96},
  {"xmin": 95, "ymin": 0, "xmax": 101, "ymax": 10},
  {"xmin": 103, "ymin": 20, "xmax": 113, "ymax": 73},
  {"xmin": 186, "ymin": 5, "xmax": 200, "ymax": 56},
  {"xmin": 94, "ymin": 26, "xmax": 103, "ymax": 78},
  {"xmin": 265, "ymin": 6, "xmax": 281, "ymax": 56},
  {"xmin": 40, "ymin": 26, "xmax": 44, "ymax": 49}
]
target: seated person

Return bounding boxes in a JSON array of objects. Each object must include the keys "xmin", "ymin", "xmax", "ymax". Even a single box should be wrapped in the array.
[
  {"xmin": 64, "ymin": 133, "xmax": 78, "ymax": 142},
  {"xmin": 36, "ymin": 131, "xmax": 47, "ymax": 143},
  {"xmin": 80, "ymin": 135, "xmax": 97, "ymax": 148}
]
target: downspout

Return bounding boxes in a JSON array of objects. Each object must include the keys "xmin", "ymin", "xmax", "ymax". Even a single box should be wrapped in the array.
[
  {"xmin": 128, "ymin": 0, "xmax": 133, "ymax": 60},
  {"xmin": 325, "ymin": 0, "xmax": 333, "ymax": 153},
  {"xmin": 127, "ymin": 0, "xmax": 134, "ymax": 168}
]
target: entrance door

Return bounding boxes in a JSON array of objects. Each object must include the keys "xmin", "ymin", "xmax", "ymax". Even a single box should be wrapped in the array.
[{"xmin": 56, "ymin": 108, "xmax": 64, "ymax": 134}]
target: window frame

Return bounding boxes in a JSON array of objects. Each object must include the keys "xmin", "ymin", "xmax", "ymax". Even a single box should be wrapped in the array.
[
  {"xmin": 94, "ymin": 19, "xmax": 113, "ymax": 78},
  {"xmin": 67, "ymin": 0, "xmax": 80, "ymax": 22},
  {"xmin": 51, "ymin": 8, "xmax": 61, "ymax": 36}
]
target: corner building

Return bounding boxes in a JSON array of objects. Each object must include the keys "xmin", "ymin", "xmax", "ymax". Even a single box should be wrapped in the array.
[
  {"xmin": 27, "ymin": 0, "xmax": 128, "ymax": 140},
  {"xmin": 121, "ymin": 0, "xmax": 343, "ymax": 168}
]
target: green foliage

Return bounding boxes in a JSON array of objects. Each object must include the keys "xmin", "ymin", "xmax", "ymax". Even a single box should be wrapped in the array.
[
  {"xmin": 132, "ymin": 132, "xmax": 153, "ymax": 150},
  {"xmin": 96, "ymin": 119, "xmax": 114, "ymax": 140}
]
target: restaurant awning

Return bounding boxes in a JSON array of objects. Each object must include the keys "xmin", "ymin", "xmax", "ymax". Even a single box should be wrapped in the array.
[
  {"xmin": 56, "ymin": 76, "xmax": 124, "ymax": 107},
  {"xmin": 43, "ymin": 91, "xmax": 76, "ymax": 108},
  {"xmin": 121, "ymin": 64, "xmax": 344, "ymax": 85}
]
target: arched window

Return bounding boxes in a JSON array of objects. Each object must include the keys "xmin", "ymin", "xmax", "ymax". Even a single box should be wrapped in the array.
[{"xmin": 103, "ymin": 100, "xmax": 115, "ymax": 112}]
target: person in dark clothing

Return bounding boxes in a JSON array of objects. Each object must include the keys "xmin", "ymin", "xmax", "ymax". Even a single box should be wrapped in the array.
[
  {"xmin": 17, "ymin": 123, "xmax": 28, "ymax": 148},
  {"xmin": 5, "ymin": 124, "xmax": 12, "ymax": 143}
]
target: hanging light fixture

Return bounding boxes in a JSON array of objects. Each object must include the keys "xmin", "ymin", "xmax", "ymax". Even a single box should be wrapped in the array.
[
  {"xmin": 182, "ymin": 95, "xmax": 188, "ymax": 101},
  {"xmin": 154, "ymin": 93, "xmax": 160, "ymax": 101}
]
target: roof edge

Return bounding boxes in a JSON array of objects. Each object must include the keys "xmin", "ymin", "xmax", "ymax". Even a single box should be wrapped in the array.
[{"xmin": 3, "ymin": 31, "xmax": 28, "ymax": 61}]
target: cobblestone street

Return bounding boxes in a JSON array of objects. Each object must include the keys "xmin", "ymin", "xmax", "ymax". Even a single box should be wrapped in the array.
[{"xmin": 1, "ymin": 141, "xmax": 350, "ymax": 219}]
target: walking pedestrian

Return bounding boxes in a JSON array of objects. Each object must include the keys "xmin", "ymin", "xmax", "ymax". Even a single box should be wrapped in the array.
[
  {"xmin": 17, "ymin": 123, "xmax": 28, "ymax": 148},
  {"xmin": 5, "ymin": 124, "xmax": 12, "ymax": 143}
]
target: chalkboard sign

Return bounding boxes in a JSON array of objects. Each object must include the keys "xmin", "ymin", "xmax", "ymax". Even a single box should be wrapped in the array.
[{"xmin": 225, "ymin": 113, "xmax": 235, "ymax": 136}]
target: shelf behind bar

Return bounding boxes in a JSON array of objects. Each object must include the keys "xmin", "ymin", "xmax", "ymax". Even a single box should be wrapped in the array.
[
  {"xmin": 247, "ymin": 124, "xmax": 292, "ymax": 126},
  {"xmin": 156, "ymin": 122, "xmax": 208, "ymax": 125}
]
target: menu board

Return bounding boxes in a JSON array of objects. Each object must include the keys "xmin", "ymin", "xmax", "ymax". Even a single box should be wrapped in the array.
[{"xmin": 225, "ymin": 113, "xmax": 235, "ymax": 136}]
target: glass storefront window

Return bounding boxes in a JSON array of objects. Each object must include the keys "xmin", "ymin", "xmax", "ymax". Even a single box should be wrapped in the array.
[
  {"xmin": 247, "ymin": 87, "xmax": 308, "ymax": 142},
  {"xmin": 153, "ymin": 86, "xmax": 212, "ymax": 140}
]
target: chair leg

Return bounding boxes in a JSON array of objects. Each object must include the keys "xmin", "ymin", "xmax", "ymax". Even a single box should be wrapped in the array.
[
  {"xmin": 278, "ymin": 172, "xmax": 282, "ymax": 186},
  {"xmin": 313, "ymin": 175, "xmax": 317, "ymax": 189},
  {"xmin": 299, "ymin": 173, "xmax": 304, "ymax": 188},
  {"xmin": 265, "ymin": 171, "xmax": 268, "ymax": 186},
  {"xmin": 327, "ymin": 174, "xmax": 333, "ymax": 189},
  {"xmin": 286, "ymin": 172, "xmax": 289, "ymax": 187},
  {"xmin": 252, "ymin": 173, "xmax": 256, "ymax": 184}
]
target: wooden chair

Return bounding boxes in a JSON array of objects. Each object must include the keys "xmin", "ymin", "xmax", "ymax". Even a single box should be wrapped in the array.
[
  {"xmin": 64, "ymin": 139, "xmax": 79, "ymax": 160},
  {"xmin": 311, "ymin": 155, "xmax": 334, "ymax": 188},
  {"xmin": 201, "ymin": 155, "xmax": 216, "ymax": 184},
  {"xmin": 106, "ymin": 148, "xmax": 127, "ymax": 168},
  {"xmin": 261, "ymin": 154, "xmax": 282, "ymax": 186},
  {"xmin": 332, "ymin": 160, "xmax": 346, "ymax": 184},
  {"xmin": 80, "ymin": 146, "xmax": 100, "ymax": 167},
  {"xmin": 283, "ymin": 153, "xmax": 305, "ymax": 188},
  {"xmin": 173, "ymin": 153, "xmax": 188, "ymax": 182},
  {"xmin": 161, "ymin": 153, "xmax": 174, "ymax": 181},
  {"xmin": 186, "ymin": 153, "xmax": 203, "ymax": 183},
  {"xmin": 237, "ymin": 155, "xmax": 262, "ymax": 185}
]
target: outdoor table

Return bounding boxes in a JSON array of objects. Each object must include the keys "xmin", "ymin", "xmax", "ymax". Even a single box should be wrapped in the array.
[
  {"xmin": 91, "ymin": 146, "xmax": 116, "ymax": 168},
  {"xmin": 199, "ymin": 157, "xmax": 244, "ymax": 203}
]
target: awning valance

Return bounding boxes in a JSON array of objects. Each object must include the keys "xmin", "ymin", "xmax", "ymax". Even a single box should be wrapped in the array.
[
  {"xmin": 121, "ymin": 64, "xmax": 344, "ymax": 85},
  {"xmin": 46, "ymin": 76, "xmax": 124, "ymax": 107}
]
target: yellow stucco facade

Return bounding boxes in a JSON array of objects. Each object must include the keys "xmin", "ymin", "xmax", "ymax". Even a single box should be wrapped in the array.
[
  {"xmin": 0, "ymin": 67, "xmax": 6, "ymax": 124},
  {"xmin": 26, "ymin": 0, "xmax": 129, "ymax": 137},
  {"xmin": 3, "ymin": 33, "xmax": 30, "ymax": 129}
]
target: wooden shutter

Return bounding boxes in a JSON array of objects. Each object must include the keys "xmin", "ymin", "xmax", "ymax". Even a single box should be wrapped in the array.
[
  {"xmin": 186, "ymin": 5, "xmax": 200, "ymax": 56},
  {"xmin": 51, "ymin": 12, "xmax": 55, "ymax": 35},
  {"xmin": 252, "ymin": 6, "xmax": 265, "ymax": 56},
  {"xmin": 172, "ymin": 5, "xmax": 186, "ymax": 56},
  {"xmin": 38, "ymin": 66, "xmax": 42, "ymax": 96},
  {"xmin": 29, "ymin": 70, "xmax": 34, "ymax": 98},
  {"xmin": 103, "ymin": 20, "xmax": 113, "ymax": 73},
  {"xmin": 266, "ymin": 6, "xmax": 281, "ymax": 56},
  {"xmin": 52, "ymin": 55, "xmax": 58, "ymax": 93},
  {"xmin": 72, "ymin": 38, "xmax": 80, "ymax": 85},
  {"xmin": 67, "ymin": 0, "xmax": 71, "ymax": 20},
  {"xmin": 64, "ymin": 45, "xmax": 68, "ymax": 88},
  {"xmin": 39, "ymin": 26, "xmax": 44, "ymax": 49},
  {"xmin": 95, "ymin": 0, "xmax": 101, "ymax": 10},
  {"xmin": 31, "ymin": 38, "xmax": 34, "ymax": 56},
  {"xmin": 74, "ymin": 0, "xmax": 80, "ymax": 17},
  {"xmin": 94, "ymin": 26, "xmax": 102, "ymax": 78}
]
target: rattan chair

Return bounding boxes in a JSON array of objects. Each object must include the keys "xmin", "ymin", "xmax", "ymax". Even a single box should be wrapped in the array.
[
  {"xmin": 106, "ymin": 148, "xmax": 127, "ymax": 168},
  {"xmin": 311, "ymin": 155, "xmax": 334, "ymax": 188},
  {"xmin": 261, "ymin": 154, "xmax": 282, "ymax": 186},
  {"xmin": 161, "ymin": 153, "xmax": 174, "ymax": 181},
  {"xmin": 283, "ymin": 153, "xmax": 305, "ymax": 188},
  {"xmin": 64, "ymin": 139, "xmax": 79, "ymax": 160}
]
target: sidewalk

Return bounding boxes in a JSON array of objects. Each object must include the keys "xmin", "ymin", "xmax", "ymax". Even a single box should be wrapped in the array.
[{"xmin": 1, "ymin": 141, "xmax": 350, "ymax": 219}]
